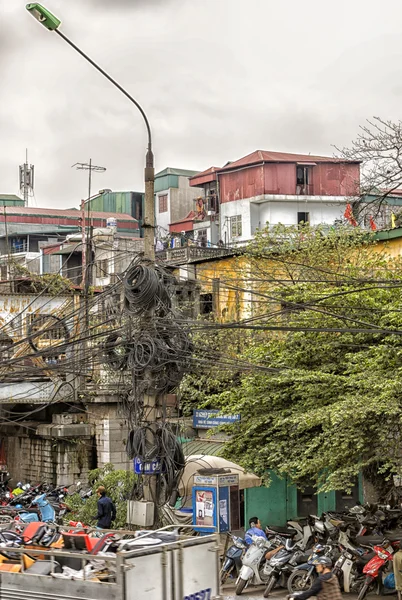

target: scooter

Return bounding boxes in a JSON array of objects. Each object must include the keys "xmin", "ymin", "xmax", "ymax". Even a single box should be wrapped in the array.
[
  {"xmin": 357, "ymin": 539, "xmax": 399, "ymax": 600},
  {"xmin": 220, "ymin": 534, "xmax": 247, "ymax": 584},
  {"xmin": 286, "ymin": 543, "xmax": 335, "ymax": 594},
  {"xmin": 235, "ymin": 534, "xmax": 276, "ymax": 595},
  {"xmin": 332, "ymin": 544, "xmax": 373, "ymax": 593},
  {"xmin": 263, "ymin": 538, "xmax": 308, "ymax": 598},
  {"xmin": 16, "ymin": 494, "xmax": 55, "ymax": 524}
]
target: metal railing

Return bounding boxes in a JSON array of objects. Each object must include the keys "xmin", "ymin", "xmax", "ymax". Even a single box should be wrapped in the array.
[{"xmin": 156, "ymin": 246, "xmax": 234, "ymax": 264}]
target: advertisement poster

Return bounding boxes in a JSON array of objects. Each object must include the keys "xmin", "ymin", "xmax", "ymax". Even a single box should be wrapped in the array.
[{"xmin": 195, "ymin": 489, "xmax": 214, "ymax": 527}]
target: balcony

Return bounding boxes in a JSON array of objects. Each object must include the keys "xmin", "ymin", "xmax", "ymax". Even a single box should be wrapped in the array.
[
  {"xmin": 156, "ymin": 246, "xmax": 235, "ymax": 265},
  {"xmin": 10, "ymin": 240, "xmax": 28, "ymax": 254}
]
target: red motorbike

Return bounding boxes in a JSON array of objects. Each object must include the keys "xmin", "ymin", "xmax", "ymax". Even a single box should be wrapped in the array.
[{"xmin": 357, "ymin": 540, "xmax": 400, "ymax": 600}]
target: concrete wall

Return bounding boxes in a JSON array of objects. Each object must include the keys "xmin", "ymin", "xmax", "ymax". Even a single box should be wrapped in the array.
[
  {"xmin": 220, "ymin": 197, "xmax": 348, "ymax": 242},
  {"xmin": 88, "ymin": 402, "xmax": 130, "ymax": 471},
  {"xmin": 5, "ymin": 428, "xmax": 92, "ymax": 485},
  {"xmin": 155, "ymin": 178, "xmax": 204, "ymax": 241}
]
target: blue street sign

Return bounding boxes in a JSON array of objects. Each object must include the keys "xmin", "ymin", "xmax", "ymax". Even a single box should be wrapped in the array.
[
  {"xmin": 133, "ymin": 457, "xmax": 163, "ymax": 474},
  {"xmin": 193, "ymin": 410, "xmax": 241, "ymax": 430}
]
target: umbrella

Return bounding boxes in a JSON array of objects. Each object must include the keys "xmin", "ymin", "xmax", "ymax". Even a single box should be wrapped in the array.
[{"xmin": 179, "ymin": 455, "xmax": 262, "ymax": 499}]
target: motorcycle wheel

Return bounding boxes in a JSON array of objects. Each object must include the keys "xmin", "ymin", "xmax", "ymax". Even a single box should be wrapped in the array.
[
  {"xmin": 235, "ymin": 578, "xmax": 247, "ymax": 596},
  {"xmin": 263, "ymin": 575, "xmax": 277, "ymax": 598},
  {"xmin": 287, "ymin": 569, "xmax": 316, "ymax": 594},
  {"xmin": 357, "ymin": 582, "xmax": 370, "ymax": 600},
  {"xmin": 220, "ymin": 568, "xmax": 230, "ymax": 585}
]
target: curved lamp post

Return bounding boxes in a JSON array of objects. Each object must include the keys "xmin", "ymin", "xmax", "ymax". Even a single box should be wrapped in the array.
[{"xmin": 26, "ymin": 3, "xmax": 155, "ymax": 259}]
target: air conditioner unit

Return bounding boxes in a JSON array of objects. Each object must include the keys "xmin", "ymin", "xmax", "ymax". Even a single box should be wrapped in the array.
[{"xmin": 207, "ymin": 210, "xmax": 216, "ymax": 216}]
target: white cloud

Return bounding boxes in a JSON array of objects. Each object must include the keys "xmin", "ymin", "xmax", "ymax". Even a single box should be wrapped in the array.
[{"xmin": 1, "ymin": 0, "xmax": 402, "ymax": 207}]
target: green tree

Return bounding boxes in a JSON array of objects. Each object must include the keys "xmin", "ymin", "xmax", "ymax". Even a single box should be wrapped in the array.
[
  {"xmin": 189, "ymin": 225, "xmax": 402, "ymax": 494},
  {"xmin": 66, "ymin": 464, "xmax": 135, "ymax": 528}
]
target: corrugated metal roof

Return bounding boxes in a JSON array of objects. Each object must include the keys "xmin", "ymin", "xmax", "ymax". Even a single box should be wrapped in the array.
[
  {"xmin": 181, "ymin": 439, "xmax": 225, "ymax": 457},
  {"xmin": 156, "ymin": 167, "xmax": 201, "ymax": 178},
  {"xmin": 169, "ymin": 211, "xmax": 195, "ymax": 226},
  {"xmin": 0, "ymin": 195, "xmax": 24, "ymax": 203},
  {"xmin": 0, "ymin": 206, "xmax": 136, "ymax": 221},
  {"xmin": 218, "ymin": 150, "xmax": 360, "ymax": 172}
]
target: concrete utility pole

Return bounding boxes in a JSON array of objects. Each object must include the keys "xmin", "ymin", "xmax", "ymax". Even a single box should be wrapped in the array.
[{"xmin": 26, "ymin": 3, "xmax": 158, "ymax": 523}]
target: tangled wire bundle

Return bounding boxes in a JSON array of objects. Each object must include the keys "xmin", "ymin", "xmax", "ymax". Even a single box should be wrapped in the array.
[
  {"xmin": 124, "ymin": 259, "xmax": 175, "ymax": 317},
  {"xmin": 103, "ymin": 258, "xmax": 192, "ymax": 395}
]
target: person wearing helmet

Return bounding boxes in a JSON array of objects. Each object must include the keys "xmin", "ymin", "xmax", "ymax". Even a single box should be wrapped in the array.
[{"xmin": 288, "ymin": 557, "xmax": 342, "ymax": 600}]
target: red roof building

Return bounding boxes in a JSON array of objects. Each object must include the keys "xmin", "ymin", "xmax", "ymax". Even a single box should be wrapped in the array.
[{"xmin": 186, "ymin": 149, "xmax": 360, "ymax": 245}]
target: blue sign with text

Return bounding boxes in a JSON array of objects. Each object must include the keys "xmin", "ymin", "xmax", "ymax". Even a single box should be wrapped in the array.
[
  {"xmin": 133, "ymin": 457, "xmax": 163, "ymax": 474},
  {"xmin": 193, "ymin": 410, "xmax": 241, "ymax": 430}
]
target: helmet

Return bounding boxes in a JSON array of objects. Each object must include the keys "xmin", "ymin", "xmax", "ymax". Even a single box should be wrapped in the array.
[{"xmin": 317, "ymin": 557, "xmax": 332, "ymax": 568}]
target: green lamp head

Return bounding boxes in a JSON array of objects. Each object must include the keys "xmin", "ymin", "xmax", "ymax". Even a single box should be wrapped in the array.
[{"xmin": 26, "ymin": 3, "xmax": 61, "ymax": 31}]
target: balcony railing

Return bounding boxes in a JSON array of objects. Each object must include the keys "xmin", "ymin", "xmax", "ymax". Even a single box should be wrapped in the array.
[
  {"xmin": 156, "ymin": 246, "xmax": 234, "ymax": 264},
  {"xmin": 10, "ymin": 241, "xmax": 28, "ymax": 254}
]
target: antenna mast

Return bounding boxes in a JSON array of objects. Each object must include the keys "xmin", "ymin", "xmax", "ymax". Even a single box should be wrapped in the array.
[{"xmin": 19, "ymin": 149, "xmax": 35, "ymax": 206}]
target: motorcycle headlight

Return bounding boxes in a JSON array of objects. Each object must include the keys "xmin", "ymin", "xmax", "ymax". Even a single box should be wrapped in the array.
[{"xmin": 234, "ymin": 540, "xmax": 246, "ymax": 549}]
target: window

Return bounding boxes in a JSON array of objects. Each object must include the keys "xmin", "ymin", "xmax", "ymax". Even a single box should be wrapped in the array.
[
  {"xmin": 296, "ymin": 166, "xmax": 312, "ymax": 195},
  {"xmin": 96, "ymin": 258, "xmax": 109, "ymax": 279},
  {"xmin": 297, "ymin": 212, "xmax": 310, "ymax": 226},
  {"xmin": 200, "ymin": 293, "xmax": 213, "ymax": 315},
  {"xmin": 159, "ymin": 194, "xmax": 168, "ymax": 213},
  {"xmin": 0, "ymin": 265, "xmax": 7, "ymax": 281},
  {"xmin": 196, "ymin": 229, "xmax": 208, "ymax": 247},
  {"xmin": 26, "ymin": 314, "xmax": 66, "ymax": 342},
  {"xmin": 230, "ymin": 215, "xmax": 242, "ymax": 238}
]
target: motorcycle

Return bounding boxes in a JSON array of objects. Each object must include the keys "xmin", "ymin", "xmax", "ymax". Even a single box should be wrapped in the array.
[
  {"xmin": 263, "ymin": 538, "xmax": 307, "ymax": 598},
  {"xmin": 235, "ymin": 534, "xmax": 276, "ymax": 595},
  {"xmin": 286, "ymin": 543, "xmax": 335, "ymax": 594},
  {"xmin": 333, "ymin": 544, "xmax": 373, "ymax": 594},
  {"xmin": 357, "ymin": 538, "xmax": 400, "ymax": 600},
  {"xmin": 220, "ymin": 534, "xmax": 247, "ymax": 584},
  {"xmin": 16, "ymin": 494, "xmax": 56, "ymax": 524}
]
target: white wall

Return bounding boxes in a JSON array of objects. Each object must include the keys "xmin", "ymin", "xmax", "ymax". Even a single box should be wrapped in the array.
[
  {"xmin": 155, "ymin": 189, "xmax": 171, "ymax": 238},
  {"xmin": 220, "ymin": 196, "xmax": 348, "ymax": 241},
  {"xmin": 259, "ymin": 200, "xmax": 345, "ymax": 228},
  {"xmin": 220, "ymin": 199, "xmax": 252, "ymax": 244}
]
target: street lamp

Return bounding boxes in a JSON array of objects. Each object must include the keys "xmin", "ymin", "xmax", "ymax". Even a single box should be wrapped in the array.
[{"xmin": 26, "ymin": 3, "xmax": 155, "ymax": 260}]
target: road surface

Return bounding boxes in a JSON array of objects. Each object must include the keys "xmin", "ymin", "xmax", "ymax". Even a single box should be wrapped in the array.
[{"xmin": 223, "ymin": 584, "xmax": 390, "ymax": 599}]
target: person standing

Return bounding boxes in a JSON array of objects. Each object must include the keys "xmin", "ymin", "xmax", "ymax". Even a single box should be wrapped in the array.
[
  {"xmin": 393, "ymin": 548, "xmax": 402, "ymax": 600},
  {"xmin": 96, "ymin": 486, "xmax": 116, "ymax": 529}
]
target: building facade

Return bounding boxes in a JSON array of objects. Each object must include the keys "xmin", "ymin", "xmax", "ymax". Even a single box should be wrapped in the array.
[
  {"xmin": 154, "ymin": 168, "xmax": 204, "ymax": 244},
  {"xmin": 189, "ymin": 150, "xmax": 360, "ymax": 244}
]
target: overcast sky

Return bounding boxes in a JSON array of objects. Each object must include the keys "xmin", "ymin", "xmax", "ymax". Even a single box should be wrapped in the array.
[{"xmin": 1, "ymin": 0, "xmax": 402, "ymax": 208}]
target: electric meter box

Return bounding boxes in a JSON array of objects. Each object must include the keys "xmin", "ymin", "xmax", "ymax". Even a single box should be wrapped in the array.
[{"xmin": 192, "ymin": 473, "xmax": 240, "ymax": 534}]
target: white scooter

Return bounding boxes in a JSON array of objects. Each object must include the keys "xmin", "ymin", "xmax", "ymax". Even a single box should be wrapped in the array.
[{"xmin": 235, "ymin": 535, "xmax": 275, "ymax": 596}]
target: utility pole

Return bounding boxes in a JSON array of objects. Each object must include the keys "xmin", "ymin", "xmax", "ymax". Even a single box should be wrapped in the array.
[
  {"xmin": 27, "ymin": 2, "xmax": 159, "ymax": 526},
  {"xmin": 72, "ymin": 161, "xmax": 106, "ymax": 290}
]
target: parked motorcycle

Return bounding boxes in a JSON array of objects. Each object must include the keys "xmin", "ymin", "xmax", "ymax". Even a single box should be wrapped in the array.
[
  {"xmin": 220, "ymin": 534, "xmax": 247, "ymax": 584},
  {"xmin": 356, "ymin": 538, "xmax": 400, "ymax": 600},
  {"xmin": 263, "ymin": 538, "xmax": 307, "ymax": 598},
  {"xmin": 235, "ymin": 534, "xmax": 276, "ymax": 595},
  {"xmin": 16, "ymin": 494, "xmax": 56, "ymax": 524},
  {"xmin": 286, "ymin": 543, "xmax": 335, "ymax": 594}
]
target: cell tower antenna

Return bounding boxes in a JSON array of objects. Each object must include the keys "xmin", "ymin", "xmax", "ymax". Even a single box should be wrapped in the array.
[{"xmin": 19, "ymin": 149, "xmax": 35, "ymax": 206}]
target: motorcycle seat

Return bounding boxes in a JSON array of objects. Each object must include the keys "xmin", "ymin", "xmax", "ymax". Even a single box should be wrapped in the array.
[
  {"xmin": 267, "ymin": 525, "xmax": 294, "ymax": 534},
  {"xmin": 356, "ymin": 552, "xmax": 376, "ymax": 565},
  {"xmin": 355, "ymin": 535, "xmax": 392, "ymax": 546}
]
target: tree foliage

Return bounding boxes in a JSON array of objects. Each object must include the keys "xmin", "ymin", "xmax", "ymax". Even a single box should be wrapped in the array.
[
  {"xmin": 66, "ymin": 464, "xmax": 135, "ymax": 528},
  {"xmin": 187, "ymin": 225, "xmax": 402, "ymax": 493}
]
